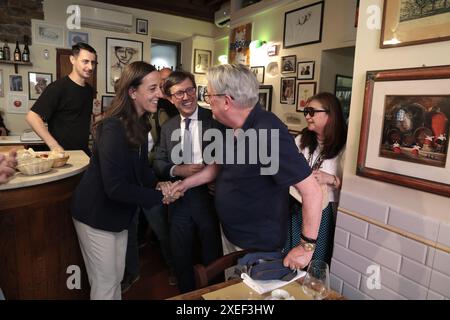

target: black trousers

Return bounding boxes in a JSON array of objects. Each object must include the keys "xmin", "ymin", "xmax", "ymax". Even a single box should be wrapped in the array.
[{"xmin": 169, "ymin": 187, "xmax": 222, "ymax": 293}]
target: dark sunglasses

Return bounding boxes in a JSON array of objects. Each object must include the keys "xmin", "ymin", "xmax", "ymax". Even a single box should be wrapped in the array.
[{"xmin": 302, "ymin": 107, "xmax": 329, "ymax": 117}]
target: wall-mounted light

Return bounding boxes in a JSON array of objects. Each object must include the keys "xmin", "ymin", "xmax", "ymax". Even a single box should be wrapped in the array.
[
  {"xmin": 218, "ymin": 54, "xmax": 228, "ymax": 64},
  {"xmin": 249, "ymin": 39, "xmax": 267, "ymax": 50},
  {"xmin": 43, "ymin": 49, "xmax": 50, "ymax": 60}
]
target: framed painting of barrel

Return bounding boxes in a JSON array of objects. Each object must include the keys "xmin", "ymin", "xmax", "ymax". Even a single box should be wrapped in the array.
[{"xmin": 357, "ymin": 65, "xmax": 450, "ymax": 197}]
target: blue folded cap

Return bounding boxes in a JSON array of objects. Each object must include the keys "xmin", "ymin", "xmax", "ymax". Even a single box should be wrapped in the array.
[{"xmin": 238, "ymin": 251, "xmax": 297, "ymax": 281}]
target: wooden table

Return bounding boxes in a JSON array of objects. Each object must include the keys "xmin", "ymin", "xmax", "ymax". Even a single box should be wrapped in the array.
[{"xmin": 168, "ymin": 278, "xmax": 345, "ymax": 300}]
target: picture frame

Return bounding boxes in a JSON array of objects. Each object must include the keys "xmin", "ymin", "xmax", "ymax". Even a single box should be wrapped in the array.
[
  {"xmin": 251, "ymin": 66, "xmax": 265, "ymax": 84},
  {"xmin": 296, "ymin": 82, "xmax": 317, "ymax": 112},
  {"xmin": 193, "ymin": 49, "xmax": 212, "ymax": 74},
  {"xmin": 7, "ymin": 93, "xmax": 28, "ymax": 114},
  {"xmin": 101, "ymin": 96, "xmax": 114, "ymax": 113},
  {"xmin": 33, "ymin": 20, "xmax": 64, "ymax": 47},
  {"xmin": 334, "ymin": 74, "xmax": 353, "ymax": 124},
  {"xmin": 229, "ymin": 23, "xmax": 252, "ymax": 65},
  {"xmin": 106, "ymin": 37, "xmax": 143, "ymax": 93},
  {"xmin": 9, "ymin": 75, "xmax": 23, "ymax": 92},
  {"xmin": 67, "ymin": 31, "xmax": 89, "ymax": 47},
  {"xmin": 283, "ymin": 1, "xmax": 324, "ymax": 48},
  {"xmin": 0, "ymin": 70, "xmax": 4, "ymax": 97},
  {"xmin": 281, "ymin": 55, "xmax": 297, "ymax": 74},
  {"xmin": 280, "ymin": 77, "xmax": 296, "ymax": 105},
  {"xmin": 197, "ymin": 85, "xmax": 210, "ymax": 108},
  {"xmin": 357, "ymin": 66, "xmax": 450, "ymax": 197},
  {"xmin": 297, "ymin": 61, "xmax": 315, "ymax": 80},
  {"xmin": 28, "ymin": 72, "xmax": 53, "ymax": 100},
  {"xmin": 380, "ymin": 0, "xmax": 450, "ymax": 48},
  {"xmin": 136, "ymin": 19, "xmax": 148, "ymax": 35},
  {"xmin": 258, "ymin": 85, "xmax": 273, "ymax": 112}
]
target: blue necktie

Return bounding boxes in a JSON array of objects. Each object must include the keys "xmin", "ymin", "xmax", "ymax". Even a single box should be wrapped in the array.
[{"xmin": 183, "ymin": 118, "xmax": 192, "ymax": 164}]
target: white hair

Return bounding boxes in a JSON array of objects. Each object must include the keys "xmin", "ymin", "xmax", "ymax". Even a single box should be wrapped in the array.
[{"xmin": 207, "ymin": 64, "xmax": 259, "ymax": 108}]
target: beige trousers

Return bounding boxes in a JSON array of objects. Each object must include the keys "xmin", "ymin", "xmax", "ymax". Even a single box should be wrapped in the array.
[{"xmin": 73, "ymin": 218, "xmax": 128, "ymax": 300}]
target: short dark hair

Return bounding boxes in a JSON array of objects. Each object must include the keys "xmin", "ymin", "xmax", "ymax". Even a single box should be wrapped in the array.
[
  {"xmin": 71, "ymin": 42, "xmax": 97, "ymax": 57},
  {"xmin": 163, "ymin": 70, "xmax": 196, "ymax": 96}
]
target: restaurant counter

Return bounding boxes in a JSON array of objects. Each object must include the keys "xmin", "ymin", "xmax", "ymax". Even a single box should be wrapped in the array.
[{"xmin": 0, "ymin": 150, "xmax": 91, "ymax": 299}]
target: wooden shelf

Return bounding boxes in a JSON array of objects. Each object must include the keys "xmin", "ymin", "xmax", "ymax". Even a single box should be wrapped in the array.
[{"xmin": 0, "ymin": 60, "xmax": 32, "ymax": 73}]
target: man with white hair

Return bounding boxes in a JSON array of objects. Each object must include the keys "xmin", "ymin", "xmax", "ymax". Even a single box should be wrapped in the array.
[{"xmin": 170, "ymin": 64, "xmax": 323, "ymax": 270}]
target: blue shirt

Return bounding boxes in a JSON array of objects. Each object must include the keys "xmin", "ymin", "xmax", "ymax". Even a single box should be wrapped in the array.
[{"xmin": 215, "ymin": 105, "xmax": 311, "ymax": 251}]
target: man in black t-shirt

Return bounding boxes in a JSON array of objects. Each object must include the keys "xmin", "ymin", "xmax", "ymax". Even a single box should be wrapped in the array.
[
  {"xmin": 169, "ymin": 64, "xmax": 323, "ymax": 270},
  {"xmin": 26, "ymin": 43, "xmax": 97, "ymax": 156}
]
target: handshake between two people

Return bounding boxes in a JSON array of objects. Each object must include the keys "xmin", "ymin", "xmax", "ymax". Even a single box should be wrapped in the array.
[
  {"xmin": 155, "ymin": 163, "xmax": 206, "ymax": 205},
  {"xmin": 156, "ymin": 180, "xmax": 185, "ymax": 205}
]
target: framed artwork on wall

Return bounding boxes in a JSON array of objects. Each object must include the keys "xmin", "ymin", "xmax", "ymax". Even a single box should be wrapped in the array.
[
  {"xmin": 296, "ymin": 82, "xmax": 317, "ymax": 112},
  {"xmin": 9, "ymin": 75, "xmax": 23, "ymax": 92},
  {"xmin": 28, "ymin": 72, "xmax": 53, "ymax": 100},
  {"xmin": 251, "ymin": 66, "xmax": 265, "ymax": 84},
  {"xmin": 357, "ymin": 65, "xmax": 450, "ymax": 197},
  {"xmin": 197, "ymin": 85, "xmax": 210, "ymax": 107},
  {"xmin": 297, "ymin": 61, "xmax": 315, "ymax": 80},
  {"xmin": 101, "ymin": 95, "xmax": 114, "ymax": 113},
  {"xmin": 67, "ymin": 31, "xmax": 89, "ymax": 47},
  {"xmin": 381, "ymin": 0, "xmax": 450, "ymax": 48},
  {"xmin": 106, "ymin": 37, "xmax": 143, "ymax": 93},
  {"xmin": 281, "ymin": 55, "xmax": 296, "ymax": 74},
  {"xmin": 0, "ymin": 70, "xmax": 4, "ymax": 97},
  {"xmin": 280, "ymin": 77, "xmax": 296, "ymax": 105},
  {"xmin": 335, "ymin": 74, "xmax": 353, "ymax": 124},
  {"xmin": 7, "ymin": 93, "xmax": 28, "ymax": 114},
  {"xmin": 33, "ymin": 21, "xmax": 64, "ymax": 47},
  {"xmin": 136, "ymin": 19, "xmax": 148, "ymax": 35},
  {"xmin": 258, "ymin": 85, "xmax": 273, "ymax": 112},
  {"xmin": 193, "ymin": 49, "xmax": 212, "ymax": 74},
  {"xmin": 283, "ymin": 1, "xmax": 324, "ymax": 48},
  {"xmin": 229, "ymin": 23, "xmax": 252, "ymax": 65}
]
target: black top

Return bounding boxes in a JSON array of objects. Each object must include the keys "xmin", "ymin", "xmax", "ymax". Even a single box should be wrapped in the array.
[
  {"xmin": 71, "ymin": 117, "xmax": 162, "ymax": 232},
  {"xmin": 31, "ymin": 76, "xmax": 93, "ymax": 155},
  {"xmin": 215, "ymin": 104, "xmax": 312, "ymax": 251}
]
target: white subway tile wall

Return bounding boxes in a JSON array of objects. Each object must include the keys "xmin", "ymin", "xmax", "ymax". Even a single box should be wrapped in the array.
[
  {"xmin": 339, "ymin": 191, "xmax": 389, "ymax": 223},
  {"xmin": 331, "ymin": 196, "xmax": 450, "ymax": 300},
  {"xmin": 400, "ymin": 257, "xmax": 432, "ymax": 287},
  {"xmin": 336, "ymin": 212, "xmax": 368, "ymax": 238},
  {"xmin": 437, "ymin": 222, "xmax": 450, "ymax": 248},
  {"xmin": 388, "ymin": 206, "xmax": 440, "ymax": 242},
  {"xmin": 368, "ymin": 225, "xmax": 427, "ymax": 264}
]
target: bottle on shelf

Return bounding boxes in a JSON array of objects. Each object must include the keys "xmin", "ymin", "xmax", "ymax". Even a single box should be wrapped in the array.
[
  {"xmin": 3, "ymin": 41, "xmax": 10, "ymax": 61},
  {"xmin": 14, "ymin": 41, "xmax": 21, "ymax": 62},
  {"xmin": 22, "ymin": 36, "xmax": 30, "ymax": 62}
]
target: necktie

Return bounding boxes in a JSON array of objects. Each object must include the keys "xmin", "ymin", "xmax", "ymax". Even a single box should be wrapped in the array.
[{"xmin": 183, "ymin": 118, "xmax": 192, "ymax": 164}]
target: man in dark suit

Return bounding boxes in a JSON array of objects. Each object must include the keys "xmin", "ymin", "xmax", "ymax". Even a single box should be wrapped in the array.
[{"xmin": 153, "ymin": 71, "xmax": 221, "ymax": 293}]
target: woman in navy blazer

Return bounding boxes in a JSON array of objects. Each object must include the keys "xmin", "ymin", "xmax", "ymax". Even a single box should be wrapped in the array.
[{"xmin": 71, "ymin": 61, "xmax": 170, "ymax": 300}]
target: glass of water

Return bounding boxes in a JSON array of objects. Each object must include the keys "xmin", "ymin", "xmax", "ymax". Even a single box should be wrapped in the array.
[{"xmin": 302, "ymin": 260, "xmax": 330, "ymax": 300}]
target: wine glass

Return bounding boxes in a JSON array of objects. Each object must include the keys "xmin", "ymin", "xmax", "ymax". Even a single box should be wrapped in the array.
[{"xmin": 302, "ymin": 260, "xmax": 330, "ymax": 300}]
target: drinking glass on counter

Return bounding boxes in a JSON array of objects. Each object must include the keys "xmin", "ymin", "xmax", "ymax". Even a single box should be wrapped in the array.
[{"xmin": 302, "ymin": 260, "xmax": 330, "ymax": 300}]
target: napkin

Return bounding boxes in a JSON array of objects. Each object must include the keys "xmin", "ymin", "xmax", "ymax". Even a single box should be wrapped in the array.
[{"xmin": 241, "ymin": 270, "xmax": 306, "ymax": 295}]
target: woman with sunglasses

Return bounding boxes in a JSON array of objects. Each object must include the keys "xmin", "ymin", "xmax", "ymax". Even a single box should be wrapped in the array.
[{"xmin": 284, "ymin": 92, "xmax": 347, "ymax": 265}]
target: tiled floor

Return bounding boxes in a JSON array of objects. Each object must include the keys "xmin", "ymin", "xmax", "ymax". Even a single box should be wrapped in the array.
[{"xmin": 122, "ymin": 241, "xmax": 180, "ymax": 300}]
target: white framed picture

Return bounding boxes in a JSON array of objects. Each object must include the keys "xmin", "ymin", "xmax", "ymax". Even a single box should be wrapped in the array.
[
  {"xmin": 67, "ymin": 31, "xmax": 89, "ymax": 47},
  {"xmin": 33, "ymin": 20, "xmax": 64, "ymax": 47},
  {"xmin": 106, "ymin": 37, "xmax": 143, "ymax": 93},
  {"xmin": 7, "ymin": 93, "xmax": 29, "ymax": 114},
  {"xmin": 136, "ymin": 19, "xmax": 148, "ymax": 35}
]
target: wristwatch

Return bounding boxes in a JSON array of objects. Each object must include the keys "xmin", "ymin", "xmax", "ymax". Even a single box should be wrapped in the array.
[
  {"xmin": 299, "ymin": 233, "xmax": 317, "ymax": 252},
  {"xmin": 300, "ymin": 240, "xmax": 316, "ymax": 252}
]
